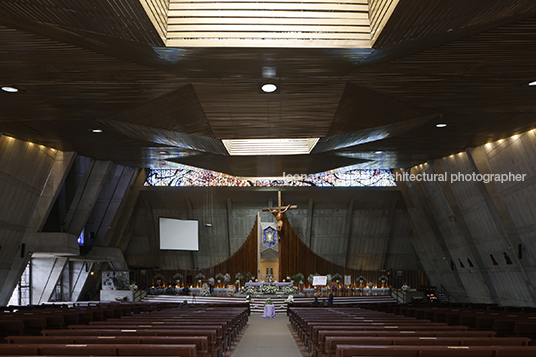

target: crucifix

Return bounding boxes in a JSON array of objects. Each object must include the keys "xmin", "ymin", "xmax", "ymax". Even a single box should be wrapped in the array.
[{"xmin": 262, "ymin": 191, "xmax": 297, "ymax": 232}]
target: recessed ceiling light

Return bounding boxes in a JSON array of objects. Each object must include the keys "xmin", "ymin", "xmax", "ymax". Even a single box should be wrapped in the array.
[
  {"xmin": 2, "ymin": 86, "xmax": 18, "ymax": 93},
  {"xmin": 92, "ymin": 129, "xmax": 103, "ymax": 133},
  {"xmin": 261, "ymin": 83, "xmax": 277, "ymax": 93},
  {"xmin": 436, "ymin": 123, "xmax": 447, "ymax": 128},
  {"xmin": 375, "ymin": 151, "xmax": 383, "ymax": 154},
  {"xmin": 529, "ymin": 81, "xmax": 536, "ymax": 86},
  {"xmin": 159, "ymin": 151, "xmax": 168, "ymax": 155}
]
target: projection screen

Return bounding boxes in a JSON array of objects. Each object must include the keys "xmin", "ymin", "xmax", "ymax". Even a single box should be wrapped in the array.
[{"xmin": 159, "ymin": 217, "xmax": 199, "ymax": 251}]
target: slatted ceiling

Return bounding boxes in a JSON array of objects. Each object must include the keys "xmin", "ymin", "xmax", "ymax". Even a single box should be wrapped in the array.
[
  {"xmin": 0, "ymin": 0, "xmax": 164, "ymax": 46},
  {"xmin": 108, "ymin": 84, "xmax": 215, "ymax": 137},
  {"xmin": 328, "ymin": 83, "xmax": 437, "ymax": 136},
  {"xmin": 195, "ymin": 80, "xmax": 344, "ymax": 139},
  {"xmin": 165, "ymin": 0, "xmax": 371, "ymax": 48},
  {"xmin": 368, "ymin": 0, "xmax": 399, "ymax": 46},
  {"xmin": 139, "ymin": 0, "xmax": 169, "ymax": 42},
  {"xmin": 372, "ymin": 0, "xmax": 536, "ymax": 48},
  {"xmin": 4, "ymin": 2, "xmax": 536, "ymax": 173}
]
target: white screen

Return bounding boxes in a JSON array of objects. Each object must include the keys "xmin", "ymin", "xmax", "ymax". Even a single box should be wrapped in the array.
[{"xmin": 159, "ymin": 217, "xmax": 199, "ymax": 251}]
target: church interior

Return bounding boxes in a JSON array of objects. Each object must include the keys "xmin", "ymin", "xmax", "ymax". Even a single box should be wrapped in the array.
[{"xmin": 2, "ymin": 0, "xmax": 536, "ymax": 355}]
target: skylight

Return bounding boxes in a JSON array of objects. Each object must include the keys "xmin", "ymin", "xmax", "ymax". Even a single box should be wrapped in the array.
[{"xmin": 222, "ymin": 138, "xmax": 319, "ymax": 156}]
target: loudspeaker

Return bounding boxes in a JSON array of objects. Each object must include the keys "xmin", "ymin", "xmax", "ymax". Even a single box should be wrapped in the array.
[
  {"xmin": 20, "ymin": 243, "xmax": 25, "ymax": 258},
  {"xmin": 519, "ymin": 243, "xmax": 523, "ymax": 259}
]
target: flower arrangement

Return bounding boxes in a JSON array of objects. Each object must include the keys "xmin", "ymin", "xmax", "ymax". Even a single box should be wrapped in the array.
[
  {"xmin": 224, "ymin": 273, "xmax": 231, "ymax": 283},
  {"xmin": 264, "ymin": 298, "xmax": 274, "ymax": 305},
  {"xmin": 199, "ymin": 289, "xmax": 211, "ymax": 297},
  {"xmin": 332, "ymin": 273, "xmax": 342, "ymax": 283},
  {"xmin": 326, "ymin": 274, "xmax": 333, "ymax": 285},
  {"xmin": 284, "ymin": 295, "xmax": 294, "ymax": 304},
  {"xmin": 260, "ymin": 283, "xmax": 279, "ymax": 295},
  {"xmin": 245, "ymin": 295, "xmax": 252, "ymax": 302},
  {"xmin": 307, "ymin": 273, "xmax": 317, "ymax": 286},
  {"xmin": 282, "ymin": 284, "xmax": 299, "ymax": 295},
  {"xmin": 401, "ymin": 284, "xmax": 411, "ymax": 291},
  {"xmin": 367, "ymin": 282, "xmax": 374, "ymax": 289},
  {"xmin": 240, "ymin": 285, "xmax": 256, "ymax": 295},
  {"xmin": 129, "ymin": 284, "xmax": 138, "ymax": 291}
]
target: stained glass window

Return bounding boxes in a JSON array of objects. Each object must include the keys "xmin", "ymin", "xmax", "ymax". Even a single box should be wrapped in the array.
[{"xmin": 144, "ymin": 164, "xmax": 396, "ymax": 187}]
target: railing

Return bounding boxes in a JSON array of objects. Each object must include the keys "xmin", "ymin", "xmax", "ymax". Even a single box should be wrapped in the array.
[
  {"xmin": 391, "ymin": 288, "xmax": 404, "ymax": 304},
  {"xmin": 133, "ymin": 288, "xmax": 148, "ymax": 303},
  {"xmin": 439, "ymin": 284, "xmax": 450, "ymax": 303}
]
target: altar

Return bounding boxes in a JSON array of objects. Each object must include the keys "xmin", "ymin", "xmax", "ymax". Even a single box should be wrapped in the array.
[{"xmin": 245, "ymin": 282, "xmax": 293, "ymax": 288}]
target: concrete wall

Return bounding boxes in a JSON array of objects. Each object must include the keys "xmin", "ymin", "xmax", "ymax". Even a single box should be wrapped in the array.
[
  {"xmin": 0, "ymin": 136, "xmax": 59, "ymax": 305},
  {"xmin": 123, "ymin": 189, "xmax": 419, "ymax": 273},
  {"xmin": 398, "ymin": 130, "xmax": 536, "ymax": 306}
]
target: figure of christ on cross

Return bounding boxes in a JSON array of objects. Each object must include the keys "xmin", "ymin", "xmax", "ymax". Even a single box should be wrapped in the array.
[{"xmin": 262, "ymin": 191, "xmax": 297, "ymax": 232}]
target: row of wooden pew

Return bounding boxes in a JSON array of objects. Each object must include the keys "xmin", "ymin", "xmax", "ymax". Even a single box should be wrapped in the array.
[
  {"xmin": 386, "ymin": 304, "xmax": 536, "ymax": 337},
  {"xmin": 1, "ymin": 302, "xmax": 250, "ymax": 357},
  {"xmin": 0, "ymin": 302, "xmax": 159, "ymax": 336},
  {"xmin": 288, "ymin": 306, "xmax": 536, "ymax": 357}
]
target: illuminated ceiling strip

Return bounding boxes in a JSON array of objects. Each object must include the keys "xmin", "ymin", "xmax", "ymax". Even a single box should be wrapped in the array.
[{"xmin": 223, "ymin": 138, "xmax": 320, "ymax": 156}]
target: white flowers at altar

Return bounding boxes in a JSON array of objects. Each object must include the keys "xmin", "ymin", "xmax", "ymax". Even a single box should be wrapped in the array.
[
  {"xmin": 284, "ymin": 295, "xmax": 294, "ymax": 303},
  {"xmin": 260, "ymin": 284, "xmax": 279, "ymax": 295},
  {"xmin": 281, "ymin": 284, "xmax": 298, "ymax": 295}
]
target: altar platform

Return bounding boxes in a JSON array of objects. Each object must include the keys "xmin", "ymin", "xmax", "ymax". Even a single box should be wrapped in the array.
[{"xmin": 142, "ymin": 293, "xmax": 397, "ymax": 314}]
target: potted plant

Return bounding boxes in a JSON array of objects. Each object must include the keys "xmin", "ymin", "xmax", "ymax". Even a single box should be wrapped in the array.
[{"xmin": 357, "ymin": 276, "xmax": 366, "ymax": 288}]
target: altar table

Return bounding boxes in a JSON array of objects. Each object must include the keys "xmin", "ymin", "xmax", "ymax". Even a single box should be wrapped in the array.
[{"xmin": 262, "ymin": 304, "xmax": 276, "ymax": 318}]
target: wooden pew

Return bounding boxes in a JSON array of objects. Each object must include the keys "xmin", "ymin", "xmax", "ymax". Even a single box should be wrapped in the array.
[
  {"xmin": 323, "ymin": 336, "xmax": 530, "ymax": 357},
  {"xmin": 5, "ymin": 336, "xmax": 210, "ymax": 357},
  {"xmin": 313, "ymin": 330, "xmax": 497, "ymax": 357},
  {"xmin": 308, "ymin": 324, "xmax": 469, "ymax": 353},
  {"xmin": 42, "ymin": 329, "xmax": 219, "ymax": 357},
  {"xmin": 0, "ymin": 344, "xmax": 197, "ymax": 357},
  {"xmin": 335, "ymin": 344, "xmax": 536, "ymax": 357},
  {"xmin": 67, "ymin": 324, "xmax": 225, "ymax": 355}
]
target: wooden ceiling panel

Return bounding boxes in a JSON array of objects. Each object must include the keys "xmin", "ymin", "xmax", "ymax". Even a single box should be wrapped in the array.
[
  {"xmin": 2, "ymin": 1, "xmax": 536, "ymax": 173},
  {"xmin": 0, "ymin": 0, "xmax": 164, "ymax": 45},
  {"xmin": 373, "ymin": 0, "xmax": 536, "ymax": 47},
  {"xmin": 195, "ymin": 80, "xmax": 346, "ymax": 139}
]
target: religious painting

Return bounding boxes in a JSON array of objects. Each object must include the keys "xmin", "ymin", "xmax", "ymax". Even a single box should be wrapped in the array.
[
  {"xmin": 263, "ymin": 226, "xmax": 277, "ymax": 248},
  {"xmin": 102, "ymin": 271, "xmax": 129, "ymax": 291}
]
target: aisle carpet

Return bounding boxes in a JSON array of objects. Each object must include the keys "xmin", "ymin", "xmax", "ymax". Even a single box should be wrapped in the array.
[{"xmin": 227, "ymin": 314, "xmax": 307, "ymax": 357}]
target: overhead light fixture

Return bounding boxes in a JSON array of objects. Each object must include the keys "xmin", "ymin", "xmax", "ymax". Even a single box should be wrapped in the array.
[
  {"xmin": 261, "ymin": 83, "xmax": 277, "ymax": 93},
  {"xmin": 529, "ymin": 81, "xmax": 536, "ymax": 86},
  {"xmin": 159, "ymin": 151, "xmax": 168, "ymax": 155},
  {"xmin": 436, "ymin": 123, "xmax": 447, "ymax": 128},
  {"xmin": 375, "ymin": 151, "xmax": 383, "ymax": 154},
  {"xmin": 223, "ymin": 138, "xmax": 319, "ymax": 156},
  {"xmin": 1, "ymin": 86, "xmax": 18, "ymax": 93},
  {"xmin": 92, "ymin": 129, "xmax": 103, "ymax": 133}
]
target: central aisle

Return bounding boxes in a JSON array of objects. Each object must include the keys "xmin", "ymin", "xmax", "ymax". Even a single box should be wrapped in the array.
[{"xmin": 229, "ymin": 314, "xmax": 305, "ymax": 357}]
